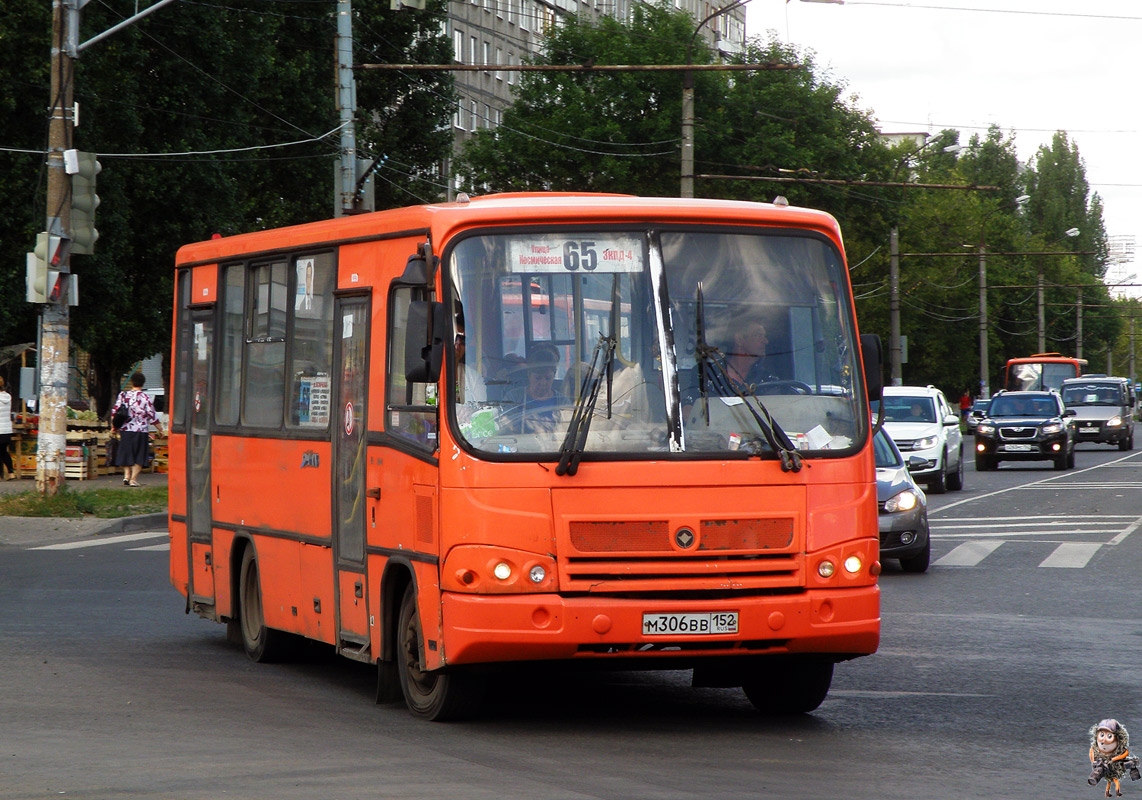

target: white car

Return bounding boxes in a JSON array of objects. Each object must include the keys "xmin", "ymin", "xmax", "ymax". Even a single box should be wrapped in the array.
[{"xmin": 879, "ymin": 385, "xmax": 964, "ymax": 494}]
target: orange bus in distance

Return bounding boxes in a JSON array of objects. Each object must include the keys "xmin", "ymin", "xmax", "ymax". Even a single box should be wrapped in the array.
[
  {"xmin": 168, "ymin": 193, "xmax": 884, "ymax": 720},
  {"xmin": 1004, "ymin": 353, "xmax": 1088, "ymax": 393}
]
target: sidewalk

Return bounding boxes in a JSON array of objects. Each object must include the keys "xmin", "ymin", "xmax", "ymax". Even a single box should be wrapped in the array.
[{"xmin": 0, "ymin": 470, "xmax": 168, "ymax": 546}]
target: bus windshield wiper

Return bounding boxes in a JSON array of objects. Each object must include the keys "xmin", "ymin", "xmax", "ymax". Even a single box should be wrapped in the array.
[
  {"xmin": 693, "ymin": 287, "xmax": 802, "ymax": 472},
  {"xmin": 555, "ymin": 333, "xmax": 616, "ymax": 477}
]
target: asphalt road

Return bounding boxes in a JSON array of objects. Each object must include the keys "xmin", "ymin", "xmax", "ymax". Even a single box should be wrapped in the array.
[{"xmin": 2, "ymin": 442, "xmax": 1141, "ymax": 799}]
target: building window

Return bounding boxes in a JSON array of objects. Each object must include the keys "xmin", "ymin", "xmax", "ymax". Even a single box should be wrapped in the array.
[
  {"xmin": 495, "ymin": 47, "xmax": 503, "ymax": 80},
  {"xmin": 453, "ymin": 29, "xmax": 463, "ymax": 62}
]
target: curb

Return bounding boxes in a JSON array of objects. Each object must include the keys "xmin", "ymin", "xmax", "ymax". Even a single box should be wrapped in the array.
[{"xmin": 92, "ymin": 512, "xmax": 169, "ymax": 536}]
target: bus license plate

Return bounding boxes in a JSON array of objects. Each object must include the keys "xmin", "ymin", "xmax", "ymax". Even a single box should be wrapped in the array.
[
  {"xmin": 642, "ymin": 611, "xmax": 738, "ymax": 636},
  {"xmin": 1003, "ymin": 444, "xmax": 1032, "ymax": 452}
]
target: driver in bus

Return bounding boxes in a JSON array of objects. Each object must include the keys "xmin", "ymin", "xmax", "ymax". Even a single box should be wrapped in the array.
[
  {"xmin": 725, "ymin": 320, "xmax": 776, "ymax": 390},
  {"xmin": 501, "ymin": 343, "xmax": 568, "ymax": 432}
]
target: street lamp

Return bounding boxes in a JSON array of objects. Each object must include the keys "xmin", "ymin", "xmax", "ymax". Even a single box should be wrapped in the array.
[
  {"xmin": 1037, "ymin": 227, "xmax": 1081, "ymax": 352},
  {"xmin": 978, "ymin": 193, "xmax": 1030, "ymax": 399},
  {"xmin": 680, "ymin": 0, "xmax": 749, "ymax": 198}
]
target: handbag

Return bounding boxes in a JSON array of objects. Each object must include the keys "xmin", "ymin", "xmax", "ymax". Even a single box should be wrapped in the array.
[{"xmin": 113, "ymin": 403, "xmax": 129, "ymax": 429}]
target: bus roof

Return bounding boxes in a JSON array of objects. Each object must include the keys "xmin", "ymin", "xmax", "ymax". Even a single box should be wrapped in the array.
[{"xmin": 175, "ymin": 193, "xmax": 844, "ymax": 267}]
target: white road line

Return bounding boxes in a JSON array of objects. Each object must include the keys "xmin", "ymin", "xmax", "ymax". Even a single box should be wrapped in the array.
[
  {"xmin": 931, "ymin": 451, "xmax": 1142, "ymax": 516},
  {"xmin": 931, "ymin": 520, "xmax": 1122, "ymax": 530},
  {"xmin": 128, "ymin": 543, "xmax": 170, "ymax": 552},
  {"xmin": 1107, "ymin": 515, "xmax": 1142, "ymax": 546},
  {"xmin": 933, "ymin": 540, "xmax": 1004, "ymax": 567},
  {"xmin": 934, "ymin": 515, "xmax": 1135, "ymax": 522},
  {"xmin": 935, "ymin": 529, "xmax": 1123, "ymax": 539},
  {"xmin": 1039, "ymin": 542, "xmax": 1103, "ymax": 568},
  {"xmin": 30, "ymin": 531, "xmax": 168, "ymax": 551}
]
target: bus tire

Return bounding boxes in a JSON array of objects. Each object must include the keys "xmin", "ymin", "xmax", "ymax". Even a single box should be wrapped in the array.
[
  {"xmin": 396, "ymin": 584, "xmax": 483, "ymax": 721},
  {"xmin": 237, "ymin": 546, "xmax": 293, "ymax": 663},
  {"xmin": 742, "ymin": 659, "xmax": 833, "ymax": 714}
]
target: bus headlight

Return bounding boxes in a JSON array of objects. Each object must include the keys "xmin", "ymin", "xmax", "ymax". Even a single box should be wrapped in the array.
[
  {"xmin": 817, "ymin": 560, "xmax": 836, "ymax": 578},
  {"xmin": 843, "ymin": 555, "xmax": 863, "ymax": 574},
  {"xmin": 442, "ymin": 546, "xmax": 559, "ymax": 594}
]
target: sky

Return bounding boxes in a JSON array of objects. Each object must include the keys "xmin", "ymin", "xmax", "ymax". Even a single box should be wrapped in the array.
[{"xmin": 744, "ymin": 0, "xmax": 1142, "ymax": 291}]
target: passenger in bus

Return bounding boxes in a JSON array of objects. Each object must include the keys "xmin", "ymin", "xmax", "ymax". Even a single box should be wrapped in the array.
[{"xmin": 453, "ymin": 310, "xmax": 486, "ymax": 405}]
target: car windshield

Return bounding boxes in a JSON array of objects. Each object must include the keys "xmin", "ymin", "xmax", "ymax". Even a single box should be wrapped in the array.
[
  {"xmin": 1061, "ymin": 384, "xmax": 1123, "ymax": 406},
  {"xmin": 874, "ymin": 429, "xmax": 902, "ymax": 468},
  {"xmin": 988, "ymin": 396, "xmax": 1057, "ymax": 417},
  {"xmin": 882, "ymin": 396, "xmax": 936, "ymax": 423},
  {"xmin": 448, "ymin": 227, "xmax": 866, "ymax": 460}
]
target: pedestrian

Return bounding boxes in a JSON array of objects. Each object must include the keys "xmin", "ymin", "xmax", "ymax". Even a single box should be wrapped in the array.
[
  {"xmin": 110, "ymin": 372, "xmax": 158, "ymax": 487},
  {"xmin": 960, "ymin": 390, "xmax": 972, "ymax": 422},
  {"xmin": 0, "ymin": 376, "xmax": 15, "ymax": 480}
]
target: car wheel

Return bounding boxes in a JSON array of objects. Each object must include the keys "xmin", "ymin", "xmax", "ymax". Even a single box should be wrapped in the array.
[
  {"xmin": 974, "ymin": 451, "xmax": 993, "ymax": 471},
  {"xmin": 927, "ymin": 451, "xmax": 948, "ymax": 494},
  {"xmin": 1120, "ymin": 432, "xmax": 1133, "ymax": 451},
  {"xmin": 900, "ymin": 540, "xmax": 930, "ymax": 574},
  {"xmin": 1067, "ymin": 443, "xmax": 1075, "ymax": 468},
  {"xmin": 947, "ymin": 444, "xmax": 964, "ymax": 491},
  {"xmin": 1054, "ymin": 450, "xmax": 1068, "ymax": 470}
]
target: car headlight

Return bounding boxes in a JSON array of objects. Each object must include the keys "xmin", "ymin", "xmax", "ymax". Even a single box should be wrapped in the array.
[
  {"xmin": 977, "ymin": 423, "xmax": 995, "ymax": 435},
  {"xmin": 884, "ymin": 489, "xmax": 920, "ymax": 513},
  {"xmin": 913, "ymin": 435, "xmax": 939, "ymax": 450},
  {"xmin": 1107, "ymin": 415, "xmax": 1123, "ymax": 427},
  {"xmin": 1040, "ymin": 422, "xmax": 1063, "ymax": 435}
]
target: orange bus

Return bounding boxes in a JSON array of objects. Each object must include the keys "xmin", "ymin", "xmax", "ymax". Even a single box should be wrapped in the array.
[
  {"xmin": 168, "ymin": 193, "xmax": 884, "ymax": 720},
  {"xmin": 1004, "ymin": 353, "xmax": 1088, "ymax": 393}
]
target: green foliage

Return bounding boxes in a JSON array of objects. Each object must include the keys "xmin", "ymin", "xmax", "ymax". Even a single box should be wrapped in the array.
[{"xmin": 0, "ymin": 0, "xmax": 454, "ymax": 412}]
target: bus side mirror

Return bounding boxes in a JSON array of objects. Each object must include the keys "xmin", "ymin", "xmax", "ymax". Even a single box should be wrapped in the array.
[
  {"xmin": 405, "ymin": 300, "xmax": 446, "ymax": 383},
  {"xmin": 860, "ymin": 333, "xmax": 883, "ymax": 403}
]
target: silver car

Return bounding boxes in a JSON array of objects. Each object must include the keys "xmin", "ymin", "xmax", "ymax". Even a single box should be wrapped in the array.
[{"xmin": 875, "ymin": 427, "xmax": 930, "ymax": 573}]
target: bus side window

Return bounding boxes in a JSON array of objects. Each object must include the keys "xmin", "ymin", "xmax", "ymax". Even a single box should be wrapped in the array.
[{"xmin": 386, "ymin": 286, "xmax": 438, "ymax": 450}]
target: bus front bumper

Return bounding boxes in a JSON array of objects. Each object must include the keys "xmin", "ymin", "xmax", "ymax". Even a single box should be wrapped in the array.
[{"xmin": 439, "ymin": 586, "xmax": 880, "ymax": 666}]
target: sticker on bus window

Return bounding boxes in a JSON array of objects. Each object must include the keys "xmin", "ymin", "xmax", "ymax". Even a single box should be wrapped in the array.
[
  {"xmin": 342, "ymin": 314, "xmax": 354, "ymax": 339},
  {"xmin": 507, "ymin": 235, "xmax": 643, "ymax": 274}
]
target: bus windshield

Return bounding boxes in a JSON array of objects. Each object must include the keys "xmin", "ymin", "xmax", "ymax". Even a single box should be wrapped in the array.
[
  {"xmin": 448, "ymin": 227, "xmax": 864, "ymax": 459},
  {"xmin": 1005, "ymin": 359, "xmax": 1083, "ymax": 392}
]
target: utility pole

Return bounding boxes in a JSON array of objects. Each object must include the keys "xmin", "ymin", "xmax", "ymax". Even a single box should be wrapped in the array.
[
  {"xmin": 335, "ymin": 0, "xmax": 357, "ymax": 216},
  {"xmin": 889, "ymin": 226, "xmax": 901, "ymax": 385},
  {"xmin": 1076, "ymin": 288, "xmax": 1083, "ymax": 359},
  {"xmin": 37, "ymin": 0, "xmax": 77, "ymax": 494}
]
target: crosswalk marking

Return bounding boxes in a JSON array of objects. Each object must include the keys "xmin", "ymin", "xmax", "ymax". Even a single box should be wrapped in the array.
[
  {"xmin": 30, "ymin": 531, "xmax": 168, "ymax": 551},
  {"xmin": 933, "ymin": 540, "xmax": 1003, "ymax": 567},
  {"xmin": 1039, "ymin": 542, "xmax": 1102, "ymax": 568}
]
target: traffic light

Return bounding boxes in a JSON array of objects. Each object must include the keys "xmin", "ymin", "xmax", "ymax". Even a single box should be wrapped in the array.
[
  {"xmin": 65, "ymin": 149, "xmax": 100, "ymax": 254},
  {"xmin": 26, "ymin": 231, "xmax": 67, "ymax": 303}
]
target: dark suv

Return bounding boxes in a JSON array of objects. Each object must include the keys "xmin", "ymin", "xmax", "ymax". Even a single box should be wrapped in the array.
[{"xmin": 974, "ymin": 390, "xmax": 1076, "ymax": 471}]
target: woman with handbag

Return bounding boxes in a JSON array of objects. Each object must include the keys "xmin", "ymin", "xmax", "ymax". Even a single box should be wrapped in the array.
[{"xmin": 110, "ymin": 372, "xmax": 158, "ymax": 487}]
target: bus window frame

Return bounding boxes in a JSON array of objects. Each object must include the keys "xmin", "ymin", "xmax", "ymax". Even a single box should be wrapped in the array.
[{"xmin": 441, "ymin": 221, "xmax": 865, "ymax": 465}]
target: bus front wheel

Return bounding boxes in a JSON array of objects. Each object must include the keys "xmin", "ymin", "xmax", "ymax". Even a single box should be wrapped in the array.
[
  {"xmin": 237, "ymin": 546, "xmax": 292, "ymax": 663},
  {"xmin": 396, "ymin": 584, "xmax": 483, "ymax": 721},
  {"xmin": 742, "ymin": 658, "xmax": 833, "ymax": 714}
]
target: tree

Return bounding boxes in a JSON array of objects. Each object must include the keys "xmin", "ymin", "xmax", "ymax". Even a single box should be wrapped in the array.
[
  {"xmin": 0, "ymin": 0, "xmax": 454, "ymax": 415},
  {"xmin": 457, "ymin": 2, "xmax": 717, "ymax": 195}
]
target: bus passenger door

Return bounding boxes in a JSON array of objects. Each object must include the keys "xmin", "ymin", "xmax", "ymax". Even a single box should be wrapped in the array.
[
  {"xmin": 332, "ymin": 296, "xmax": 371, "ymax": 656},
  {"xmin": 186, "ymin": 309, "xmax": 215, "ymax": 610}
]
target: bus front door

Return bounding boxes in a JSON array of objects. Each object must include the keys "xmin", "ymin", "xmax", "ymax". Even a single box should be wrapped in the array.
[
  {"xmin": 186, "ymin": 310, "xmax": 215, "ymax": 611},
  {"xmin": 332, "ymin": 296, "xmax": 370, "ymax": 657}
]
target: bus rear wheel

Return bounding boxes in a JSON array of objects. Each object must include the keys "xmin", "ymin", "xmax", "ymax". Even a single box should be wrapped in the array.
[
  {"xmin": 396, "ymin": 584, "xmax": 482, "ymax": 721},
  {"xmin": 238, "ymin": 546, "xmax": 292, "ymax": 663},
  {"xmin": 742, "ymin": 659, "xmax": 833, "ymax": 714}
]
